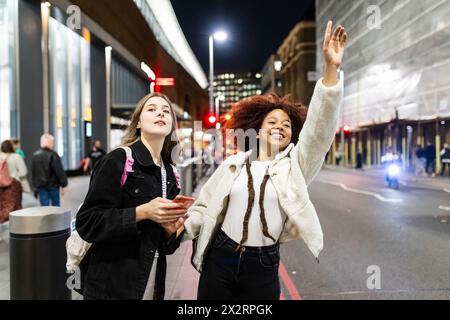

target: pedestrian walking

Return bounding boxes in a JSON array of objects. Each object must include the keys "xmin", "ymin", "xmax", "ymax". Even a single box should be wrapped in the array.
[
  {"xmin": 83, "ymin": 140, "xmax": 106, "ymax": 174},
  {"xmin": 425, "ymin": 142, "xmax": 436, "ymax": 176},
  {"xmin": 356, "ymin": 150, "xmax": 363, "ymax": 169},
  {"xmin": 0, "ymin": 140, "xmax": 28, "ymax": 223},
  {"xmin": 30, "ymin": 134, "xmax": 68, "ymax": 206},
  {"xmin": 415, "ymin": 145, "xmax": 426, "ymax": 176},
  {"xmin": 11, "ymin": 138, "xmax": 25, "ymax": 160},
  {"xmin": 75, "ymin": 93, "xmax": 188, "ymax": 300},
  {"xmin": 440, "ymin": 143, "xmax": 450, "ymax": 177},
  {"xmin": 335, "ymin": 149, "xmax": 342, "ymax": 166},
  {"xmin": 181, "ymin": 21, "xmax": 347, "ymax": 300}
]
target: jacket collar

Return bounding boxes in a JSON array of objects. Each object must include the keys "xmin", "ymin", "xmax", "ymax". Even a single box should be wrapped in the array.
[
  {"xmin": 232, "ymin": 143, "xmax": 295, "ymax": 167},
  {"xmin": 129, "ymin": 140, "xmax": 176, "ymax": 182},
  {"xmin": 130, "ymin": 140, "xmax": 158, "ymax": 167}
]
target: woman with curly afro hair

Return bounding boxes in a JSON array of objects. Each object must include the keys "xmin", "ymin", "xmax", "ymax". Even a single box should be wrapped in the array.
[{"xmin": 182, "ymin": 21, "xmax": 348, "ymax": 300}]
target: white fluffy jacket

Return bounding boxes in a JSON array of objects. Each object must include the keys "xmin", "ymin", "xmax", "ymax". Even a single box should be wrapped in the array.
[{"xmin": 183, "ymin": 78, "xmax": 344, "ymax": 272}]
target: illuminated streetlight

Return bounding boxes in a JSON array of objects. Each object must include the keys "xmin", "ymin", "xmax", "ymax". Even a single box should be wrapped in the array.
[
  {"xmin": 213, "ymin": 31, "xmax": 228, "ymax": 41},
  {"xmin": 209, "ymin": 30, "xmax": 228, "ymax": 115}
]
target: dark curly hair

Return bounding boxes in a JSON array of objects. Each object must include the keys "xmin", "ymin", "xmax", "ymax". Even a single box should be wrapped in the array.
[{"xmin": 223, "ymin": 93, "xmax": 308, "ymax": 148}]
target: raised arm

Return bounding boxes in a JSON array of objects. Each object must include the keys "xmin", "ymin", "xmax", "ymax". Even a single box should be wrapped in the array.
[
  {"xmin": 322, "ymin": 21, "xmax": 347, "ymax": 86},
  {"xmin": 293, "ymin": 21, "xmax": 347, "ymax": 185}
]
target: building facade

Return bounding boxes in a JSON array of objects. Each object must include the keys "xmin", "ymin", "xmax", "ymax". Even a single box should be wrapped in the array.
[
  {"xmin": 277, "ymin": 21, "xmax": 317, "ymax": 106},
  {"xmin": 316, "ymin": 0, "xmax": 450, "ymax": 171},
  {"xmin": 0, "ymin": 0, "xmax": 208, "ymax": 172},
  {"xmin": 214, "ymin": 71, "xmax": 262, "ymax": 115},
  {"xmin": 261, "ymin": 54, "xmax": 283, "ymax": 96}
]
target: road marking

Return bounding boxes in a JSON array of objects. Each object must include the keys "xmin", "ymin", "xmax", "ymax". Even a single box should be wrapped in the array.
[
  {"xmin": 439, "ymin": 206, "xmax": 450, "ymax": 211},
  {"xmin": 279, "ymin": 262, "xmax": 302, "ymax": 300},
  {"xmin": 316, "ymin": 180, "xmax": 403, "ymax": 203},
  {"xmin": 304, "ymin": 288, "xmax": 450, "ymax": 298},
  {"xmin": 444, "ymin": 189, "xmax": 450, "ymax": 194}
]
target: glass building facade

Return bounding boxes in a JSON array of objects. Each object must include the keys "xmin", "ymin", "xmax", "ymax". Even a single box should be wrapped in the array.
[
  {"xmin": 48, "ymin": 16, "xmax": 91, "ymax": 170},
  {"xmin": 0, "ymin": 0, "xmax": 18, "ymax": 142}
]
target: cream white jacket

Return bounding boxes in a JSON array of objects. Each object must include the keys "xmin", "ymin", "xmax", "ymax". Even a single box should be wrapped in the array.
[
  {"xmin": 0, "ymin": 152, "xmax": 27, "ymax": 181},
  {"xmin": 183, "ymin": 78, "xmax": 344, "ymax": 272}
]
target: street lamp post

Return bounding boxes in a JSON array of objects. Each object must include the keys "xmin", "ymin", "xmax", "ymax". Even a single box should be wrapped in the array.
[
  {"xmin": 209, "ymin": 31, "xmax": 227, "ymax": 115},
  {"xmin": 209, "ymin": 35, "xmax": 214, "ymax": 115}
]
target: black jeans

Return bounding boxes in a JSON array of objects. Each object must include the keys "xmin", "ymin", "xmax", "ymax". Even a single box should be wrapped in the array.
[{"xmin": 198, "ymin": 229, "xmax": 280, "ymax": 300}]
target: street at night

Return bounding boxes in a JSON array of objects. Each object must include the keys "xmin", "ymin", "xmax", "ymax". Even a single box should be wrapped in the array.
[
  {"xmin": 0, "ymin": 0, "xmax": 449, "ymax": 309},
  {"xmin": 281, "ymin": 167, "xmax": 450, "ymax": 300}
]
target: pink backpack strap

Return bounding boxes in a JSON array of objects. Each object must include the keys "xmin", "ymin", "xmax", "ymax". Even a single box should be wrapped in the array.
[
  {"xmin": 119, "ymin": 146, "xmax": 134, "ymax": 187},
  {"xmin": 171, "ymin": 164, "xmax": 181, "ymax": 188}
]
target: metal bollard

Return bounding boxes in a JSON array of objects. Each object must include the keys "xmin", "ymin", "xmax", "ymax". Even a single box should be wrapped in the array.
[{"xmin": 9, "ymin": 207, "xmax": 72, "ymax": 300}]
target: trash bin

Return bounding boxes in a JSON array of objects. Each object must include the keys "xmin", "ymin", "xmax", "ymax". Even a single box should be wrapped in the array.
[{"xmin": 9, "ymin": 207, "xmax": 72, "ymax": 300}]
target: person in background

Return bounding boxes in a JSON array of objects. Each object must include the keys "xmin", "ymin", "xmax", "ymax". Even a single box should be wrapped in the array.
[
  {"xmin": 440, "ymin": 143, "xmax": 450, "ymax": 177},
  {"xmin": 0, "ymin": 140, "xmax": 28, "ymax": 224},
  {"xmin": 83, "ymin": 140, "xmax": 106, "ymax": 174},
  {"xmin": 355, "ymin": 150, "xmax": 363, "ymax": 169},
  {"xmin": 415, "ymin": 145, "xmax": 426, "ymax": 176},
  {"xmin": 11, "ymin": 138, "xmax": 25, "ymax": 160},
  {"xmin": 424, "ymin": 141, "xmax": 436, "ymax": 177},
  {"xmin": 31, "ymin": 134, "xmax": 68, "ymax": 206},
  {"xmin": 335, "ymin": 149, "xmax": 342, "ymax": 166}
]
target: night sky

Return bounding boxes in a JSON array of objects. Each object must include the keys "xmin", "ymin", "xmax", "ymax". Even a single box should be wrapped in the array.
[{"xmin": 170, "ymin": 0, "xmax": 315, "ymax": 74}]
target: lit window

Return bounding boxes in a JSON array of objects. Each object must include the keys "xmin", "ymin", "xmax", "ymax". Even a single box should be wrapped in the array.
[{"xmin": 274, "ymin": 61, "xmax": 282, "ymax": 72}]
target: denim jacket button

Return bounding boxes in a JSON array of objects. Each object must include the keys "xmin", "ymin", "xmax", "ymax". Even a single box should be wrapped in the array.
[{"xmin": 134, "ymin": 188, "xmax": 140, "ymax": 194}]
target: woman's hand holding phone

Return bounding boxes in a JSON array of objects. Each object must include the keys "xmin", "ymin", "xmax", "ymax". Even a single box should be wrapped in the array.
[
  {"xmin": 172, "ymin": 195, "xmax": 196, "ymax": 209},
  {"xmin": 136, "ymin": 197, "xmax": 187, "ymax": 223}
]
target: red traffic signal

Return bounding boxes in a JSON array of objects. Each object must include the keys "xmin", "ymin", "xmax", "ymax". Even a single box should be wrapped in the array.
[
  {"xmin": 343, "ymin": 125, "xmax": 351, "ymax": 135},
  {"xmin": 208, "ymin": 115, "xmax": 217, "ymax": 124},
  {"xmin": 204, "ymin": 113, "xmax": 218, "ymax": 128}
]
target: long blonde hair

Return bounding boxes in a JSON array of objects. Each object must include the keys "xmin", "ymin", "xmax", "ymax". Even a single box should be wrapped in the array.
[{"xmin": 122, "ymin": 92, "xmax": 181, "ymax": 165}]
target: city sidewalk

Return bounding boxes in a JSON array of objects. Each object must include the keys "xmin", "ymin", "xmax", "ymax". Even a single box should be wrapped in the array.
[
  {"xmin": 323, "ymin": 164, "xmax": 450, "ymax": 191},
  {"xmin": 165, "ymin": 178, "xmax": 208, "ymax": 300}
]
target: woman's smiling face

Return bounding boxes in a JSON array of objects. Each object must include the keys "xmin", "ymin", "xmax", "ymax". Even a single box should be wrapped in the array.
[{"xmin": 258, "ymin": 109, "xmax": 293, "ymax": 151}]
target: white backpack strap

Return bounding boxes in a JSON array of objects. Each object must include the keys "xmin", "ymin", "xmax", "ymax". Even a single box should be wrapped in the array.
[{"xmin": 119, "ymin": 146, "xmax": 133, "ymax": 160}]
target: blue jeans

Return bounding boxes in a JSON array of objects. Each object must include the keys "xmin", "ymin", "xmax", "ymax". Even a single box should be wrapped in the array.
[
  {"xmin": 198, "ymin": 229, "xmax": 281, "ymax": 300},
  {"xmin": 38, "ymin": 187, "xmax": 60, "ymax": 206}
]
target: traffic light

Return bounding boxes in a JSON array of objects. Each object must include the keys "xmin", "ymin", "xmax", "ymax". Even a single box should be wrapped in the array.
[
  {"xmin": 343, "ymin": 125, "xmax": 351, "ymax": 136},
  {"xmin": 204, "ymin": 113, "xmax": 218, "ymax": 128}
]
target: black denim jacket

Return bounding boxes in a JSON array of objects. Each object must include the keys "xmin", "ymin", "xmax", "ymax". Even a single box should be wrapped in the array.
[{"xmin": 76, "ymin": 140, "xmax": 181, "ymax": 300}]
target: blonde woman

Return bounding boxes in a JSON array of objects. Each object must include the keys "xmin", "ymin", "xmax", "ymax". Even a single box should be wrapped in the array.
[{"xmin": 76, "ymin": 93, "xmax": 187, "ymax": 300}]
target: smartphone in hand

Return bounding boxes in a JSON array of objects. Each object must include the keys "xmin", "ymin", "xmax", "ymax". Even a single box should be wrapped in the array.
[{"xmin": 173, "ymin": 195, "xmax": 196, "ymax": 209}]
